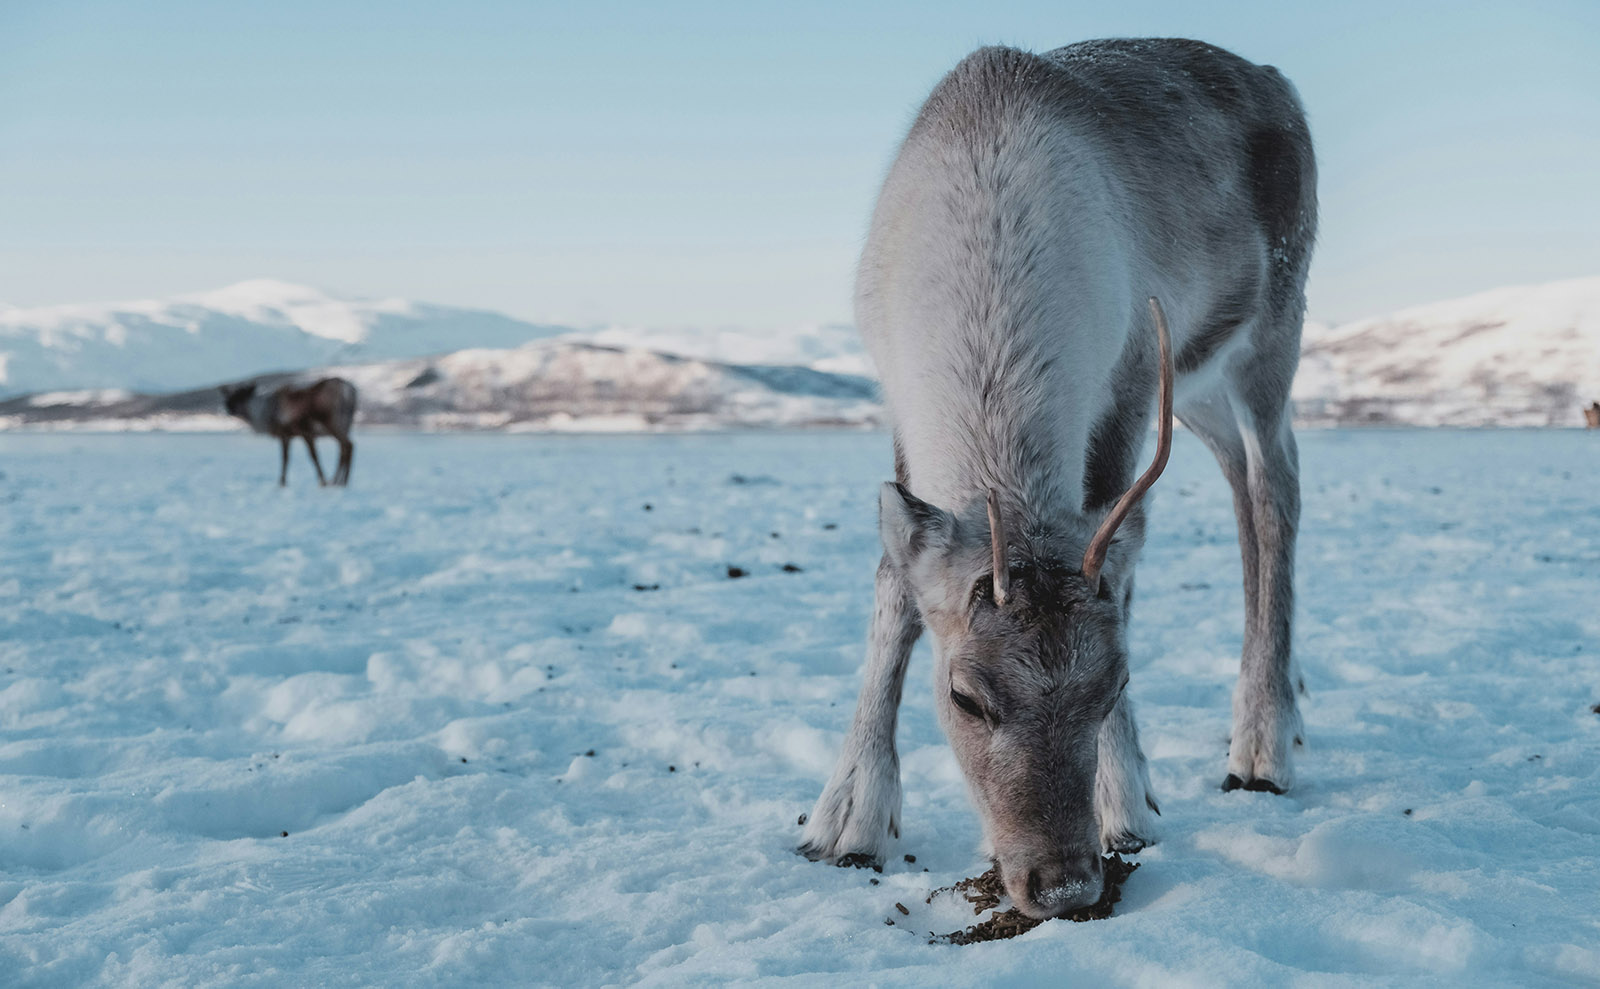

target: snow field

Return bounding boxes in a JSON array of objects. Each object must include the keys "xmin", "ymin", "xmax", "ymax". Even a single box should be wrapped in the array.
[{"xmin": 0, "ymin": 431, "xmax": 1596, "ymax": 986}]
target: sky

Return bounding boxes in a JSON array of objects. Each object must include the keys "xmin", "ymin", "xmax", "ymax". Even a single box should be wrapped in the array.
[{"xmin": 1, "ymin": 0, "xmax": 1597, "ymax": 328}]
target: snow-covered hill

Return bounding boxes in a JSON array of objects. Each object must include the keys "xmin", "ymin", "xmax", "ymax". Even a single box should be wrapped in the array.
[
  {"xmin": 332, "ymin": 341, "xmax": 881, "ymax": 431},
  {"xmin": 4, "ymin": 276, "xmax": 1597, "ymax": 429},
  {"xmin": 0, "ymin": 280, "xmax": 566, "ymax": 398},
  {"xmin": 578, "ymin": 322, "xmax": 872, "ymax": 377},
  {"xmin": 1294, "ymin": 276, "xmax": 1600, "ymax": 427},
  {"xmin": 0, "ymin": 341, "xmax": 883, "ymax": 432}
]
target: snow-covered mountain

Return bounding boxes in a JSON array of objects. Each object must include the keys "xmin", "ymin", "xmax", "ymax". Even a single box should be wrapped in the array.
[
  {"xmin": 0, "ymin": 279, "xmax": 567, "ymax": 398},
  {"xmin": 3, "ymin": 276, "xmax": 1596, "ymax": 430},
  {"xmin": 1294, "ymin": 276, "xmax": 1600, "ymax": 427},
  {"xmin": 0, "ymin": 340, "xmax": 883, "ymax": 432},
  {"xmin": 578, "ymin": 322, "xmax": 872, "ymax": 377},
  {"xmin": 331, "ymin": 341, "xmax": 881, "ymax": 431}
]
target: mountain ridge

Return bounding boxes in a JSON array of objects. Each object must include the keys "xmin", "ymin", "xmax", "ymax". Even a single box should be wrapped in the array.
[{"xmin": 4, "ymin": 275, "xmax": 1596, "ymax": 429}]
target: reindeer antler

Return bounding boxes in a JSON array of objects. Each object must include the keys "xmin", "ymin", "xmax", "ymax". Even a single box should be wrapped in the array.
[
  {"xmin": 987, "ymin": 488, "xmax": 1011, "ymax": 606},
  {"xmin": 1081, "ymin": 296, "xmax": 1174, "ymax": 590}
]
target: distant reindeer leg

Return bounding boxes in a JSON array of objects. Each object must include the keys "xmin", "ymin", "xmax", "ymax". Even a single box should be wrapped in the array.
[
  {"xmin": 302, "ymin": 435, "xmax": 328, "ymax": 486},
  {"xmin": 799, "ymin": 554, "xmax": 922, "ymax": 867},
  {"xmin": 279, "ymin": 436, "xmax": 291, "ymax": 487},
  {"xmin": 336, "ymin": 435, "xmax": 354, "ymax": 486}
]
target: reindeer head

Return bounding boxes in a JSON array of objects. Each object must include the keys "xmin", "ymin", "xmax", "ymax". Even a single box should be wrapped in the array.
[
  {"xmin": 880, "ymin": 298, "xmax": 1173, "ymax": 919},
  {"xmin": 219, "ymin": 382, "xmax": 257, "ymax": 419}
]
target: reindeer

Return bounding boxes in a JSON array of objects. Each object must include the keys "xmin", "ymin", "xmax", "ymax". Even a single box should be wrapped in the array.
[
  {"xmin": 220, "ymin": 378, "xmax": 358, "ymax": 486},
  {"xmin": 798, "ymin": 40, "xmax": 1316, "ymax": 918}
]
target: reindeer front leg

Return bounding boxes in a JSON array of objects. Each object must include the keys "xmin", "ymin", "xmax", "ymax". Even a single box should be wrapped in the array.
[
  {"xmin": 278, "ymin": 436, "xmax": 291, "ymax": 487},
  {"xmin": 1097, "ymin": 691, "xmax": 1160, "ymax": 851},
  {"xmin": 799, "ymin": 555, "xmax": 921, "ymax": 868},
  {"xmin": 1096, "ymin": 576, "xmax": 1160, "ymax": 850}
]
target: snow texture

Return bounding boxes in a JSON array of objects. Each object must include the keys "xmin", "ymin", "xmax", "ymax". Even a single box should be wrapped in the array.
[{"xmin": 1, "ymin": 431, "xmax": 1596, "ymax": 986}]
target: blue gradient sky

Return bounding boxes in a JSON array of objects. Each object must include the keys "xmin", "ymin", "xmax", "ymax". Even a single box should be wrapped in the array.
[{"xmin": 2, "ymin": 0, "xmax": 1597, "ymax": 327}]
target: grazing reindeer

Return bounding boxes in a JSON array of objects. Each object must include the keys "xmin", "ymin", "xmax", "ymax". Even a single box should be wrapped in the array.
[
  {"xmin": 221, "ymin": 378, "xmax": 358, "ymax": 486},
  {"xmin": 798, "ymin": 40, "xmax": 1316, "ymax": 918}
]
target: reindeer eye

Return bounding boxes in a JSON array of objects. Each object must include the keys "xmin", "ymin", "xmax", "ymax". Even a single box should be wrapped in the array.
[{"xmin": 950, "ymin": 687, "xmax": 985, "ymax": 720}]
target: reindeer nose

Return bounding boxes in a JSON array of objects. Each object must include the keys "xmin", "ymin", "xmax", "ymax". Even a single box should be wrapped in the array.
[{"xmin": 1017, "ymin": 856, "xmax": 1103, "ymax": 919}]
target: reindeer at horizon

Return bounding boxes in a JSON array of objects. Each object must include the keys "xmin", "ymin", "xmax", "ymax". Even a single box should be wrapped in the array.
[
  {"xmin": 221, "ymin": 377, "xmax": 358, "ymax": 487},
  {"xmin": 798, "ymin": 40, "xmax": 1317, "ymax": 919}
]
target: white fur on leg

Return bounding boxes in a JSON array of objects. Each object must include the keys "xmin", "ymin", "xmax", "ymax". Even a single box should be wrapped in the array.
[
  {"xmin": 797, "ymin": 734, "xmax": 901, "ymax": 867},
  {"xmin": 1226, "ymin": 676, "xmax": 1302, "ymax": 791},
  {"xmin": 1096, "ymin": 692, "xmax": 1160, "ymax": 852}
]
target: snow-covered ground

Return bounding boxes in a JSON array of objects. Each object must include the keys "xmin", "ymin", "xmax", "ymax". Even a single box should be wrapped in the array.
[{"xmin": 1, "ymin": 431, "xmax": 1596, "ymax": 986}]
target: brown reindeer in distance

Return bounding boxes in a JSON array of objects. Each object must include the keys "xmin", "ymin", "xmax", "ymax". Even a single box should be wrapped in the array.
[{"xmin": 221, "ymin": 378, "xmax": 357, "ymax": 486}]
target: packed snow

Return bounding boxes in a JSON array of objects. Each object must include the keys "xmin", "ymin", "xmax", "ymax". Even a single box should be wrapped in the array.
[{"xmin": 2, "ymin": 430, "xmax": 1595, "ymax": 986}]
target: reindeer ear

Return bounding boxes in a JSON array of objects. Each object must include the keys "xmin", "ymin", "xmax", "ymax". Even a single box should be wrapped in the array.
[{"xmin": 879, "ymin": 482, "xmax": 956, "ymax": 571}]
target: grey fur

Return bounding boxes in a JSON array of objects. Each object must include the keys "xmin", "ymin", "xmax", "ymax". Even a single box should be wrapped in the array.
[{"xmin": 799, "ymin": 39, "xmax": 1316, "ymax": 918}]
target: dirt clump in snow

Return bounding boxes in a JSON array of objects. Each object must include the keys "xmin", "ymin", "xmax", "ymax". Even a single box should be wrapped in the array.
[{"xmin": 930, "ymin": 853, "xmax": 1139, "ymax": 944}]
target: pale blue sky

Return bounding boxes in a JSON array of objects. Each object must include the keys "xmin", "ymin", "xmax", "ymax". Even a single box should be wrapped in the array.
[{"xmin": 2, "ymin": 0, "xmax": 1597, "ymax": 327}]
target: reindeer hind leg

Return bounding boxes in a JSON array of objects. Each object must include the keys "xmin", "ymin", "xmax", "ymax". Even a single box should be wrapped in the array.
[
  {"xmin": 1224, "ymin": 388, "xmax": 1303, "ymax": 794},
  {"xmin": 1181, "ymin": 323, "xmax": 1304, "ymax": 795},
  {"xmin": 332, "ymin": 431, "xmax": 353, "ymax": 485},
  {"xmin": 302, "ymin": 435, "xmax": 328, "ymax": 486}
]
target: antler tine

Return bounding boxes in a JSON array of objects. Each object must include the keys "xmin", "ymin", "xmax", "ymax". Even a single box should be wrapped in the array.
[
  {"xmin": 986, "ymin": 488, "xmax": 1011, "ymax": 606},
  {"xmin": 1081, "ymin": 296, "xmax": 1175, "ymax": 589}
]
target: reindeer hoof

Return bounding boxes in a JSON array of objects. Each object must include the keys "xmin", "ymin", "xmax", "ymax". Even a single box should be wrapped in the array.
[
  {"xmin": 796, "ymin": 842, "xmax": 884, "ymax": 872},
  {"xmin": 1107, "ymin": 833, "xmax": 1150, "ymax": 854},
  {"xmin": 834, "ymin": 852, "xmax": 885, "ymax": 872},
  {"xmin": 1221, "ymin": 773, "xmax": 1285, "ymax": 795}
]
